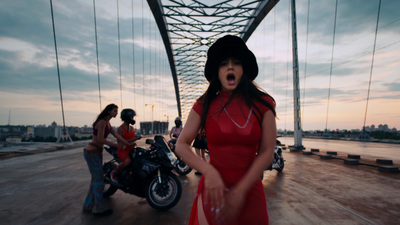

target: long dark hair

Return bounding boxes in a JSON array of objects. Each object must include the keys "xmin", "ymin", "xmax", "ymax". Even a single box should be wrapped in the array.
[
  {"xmin": 92, "ymin": 103, "xmax": 118, "ymax": 127},
  {"xmin": 198, "ymin": 75, "xmax": 276, "ymax": 132}
]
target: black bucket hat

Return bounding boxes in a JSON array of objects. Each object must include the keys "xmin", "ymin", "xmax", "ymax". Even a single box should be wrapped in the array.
[{"xmin": 204, "ymin": 35, "xmax": 258, "ymax": 82}]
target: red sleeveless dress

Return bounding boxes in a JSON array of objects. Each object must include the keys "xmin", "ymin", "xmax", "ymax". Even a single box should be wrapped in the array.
[
  {"xmin": 190, "ymin": 90, "xmax": 275, "ymax": 225},
  {"xmin": 117, "ymin": 125, "xmax": 136, "ymax": 162}
]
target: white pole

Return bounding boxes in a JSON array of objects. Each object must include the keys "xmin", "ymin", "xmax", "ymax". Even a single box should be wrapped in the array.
[{"xmin": 291, "ymin": 0, "xmax": 303, "ymax": 150}]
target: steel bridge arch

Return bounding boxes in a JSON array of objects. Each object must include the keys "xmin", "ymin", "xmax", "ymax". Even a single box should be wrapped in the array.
[{"xmin": 147, "ymin": 0, "xmax": 279, "ymax": 119}]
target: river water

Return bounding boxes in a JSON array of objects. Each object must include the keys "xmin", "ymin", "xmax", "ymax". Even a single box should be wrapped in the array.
[{"xmin": 278, "ymin": 137, "xmax": 400, "ymax": 162}]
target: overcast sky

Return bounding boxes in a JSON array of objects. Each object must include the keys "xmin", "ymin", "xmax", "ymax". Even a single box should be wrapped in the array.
[{"xmin": 0, "ymin": 0, "xmax": 399, "ymax": 131}]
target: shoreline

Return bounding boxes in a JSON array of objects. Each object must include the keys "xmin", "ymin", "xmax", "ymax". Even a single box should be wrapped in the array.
[{"xmin": 278, "ymin": 135, "xmax": 400, "ymax": 145}]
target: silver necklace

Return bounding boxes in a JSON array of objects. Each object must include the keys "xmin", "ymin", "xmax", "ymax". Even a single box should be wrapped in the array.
[{"xmin": 220, "ymin": 94, "xmax": 252, "ymax": 129}]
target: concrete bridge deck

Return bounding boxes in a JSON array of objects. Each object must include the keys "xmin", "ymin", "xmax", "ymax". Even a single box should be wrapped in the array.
[{"xmin": 0, "ymin": 137, "xmax": 399, "ymax": 225}]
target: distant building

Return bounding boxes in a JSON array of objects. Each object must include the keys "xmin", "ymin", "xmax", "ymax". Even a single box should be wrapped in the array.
[
  {"xmin": 6, "ymin": 137, "xmax": 22, "ymax": 143},
  {"xmin": 73, "ymin": 125, "xmax": 92, "ymax": 139},
  {"xmin": 140, "ymin": 121, "xmax": 169, "ymax": 135},
  {"xmin": 33, "ymin": 121, "xmax": 62, "ymax": 139},
  {"xmin": 377, "ymin": 124, "xmax": 390, "ymax": 132},
  {"xmin": 0, "ymin": 125, "xmax": 29, "ymax": 141}
]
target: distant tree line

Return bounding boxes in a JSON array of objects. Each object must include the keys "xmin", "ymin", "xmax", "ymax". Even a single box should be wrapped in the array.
[
  {"xmin": 278, "ymin": 129, "xmax": 400, "ymax": 141},
  {"xmin": 369, "ymin": 131, "xmax": 400, "ymax": 140}
]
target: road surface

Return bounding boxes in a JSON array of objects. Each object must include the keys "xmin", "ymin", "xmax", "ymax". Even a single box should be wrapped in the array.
[{"xmin": 0, "ymin": 137, "xmax": 399, "ymax": 225}]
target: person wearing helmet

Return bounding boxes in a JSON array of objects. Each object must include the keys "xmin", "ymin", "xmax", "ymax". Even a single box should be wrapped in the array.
[
  {"xmin": 111, "ymin": 108, "xmax": 141, "ymax": 184},
  {"xmin": 175, "ymin": 35, "xmax": 277, "ymax": 224},
  {"xmin": 169, "ymin": 117, "xmax": 183, "ymax": 140}
]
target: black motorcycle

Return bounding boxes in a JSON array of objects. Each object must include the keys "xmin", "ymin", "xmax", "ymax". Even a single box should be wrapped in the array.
[
  {"xmin": 269, "ymin": 140, "xmax": 285, "ymax": 172},
  {"xmin": 261, "ymin": 140, "xmax": 285, "ymax": 180},
  {"xmin": 102, "ymin": 135, "xmax": 182, "ymax": 210},
  {"xmin": 168, "ymin": 136, "xmax": 193, "ymax": 176}
]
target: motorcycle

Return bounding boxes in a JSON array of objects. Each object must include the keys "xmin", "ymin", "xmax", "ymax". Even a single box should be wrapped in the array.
[
  {"xmin": 261, "ymin": 140, "xmax": 285, "ymax": 179},
  {"xmin": 168, "ymin": 135, "xmax": 193, "ymax": 176},
  {"xmin": 269, "ymin": 140, "xmax": 285, "ymax": 172},
  {"xmin": 102, "ymin": 135, "xmax": 182, "ymax": 210}
]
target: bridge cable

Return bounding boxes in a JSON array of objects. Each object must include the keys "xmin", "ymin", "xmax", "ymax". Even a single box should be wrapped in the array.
[
  {"xmin": 92, "ymin": 0, "xmax": 102, "ymax": 112},
  {"xmin": 148, "ymin": 14, "xmax": 153, "ymax": 132},
  {"xmin": 273, "ymin": 7, "xmax": 276, "ymax": 95},
  {"xmin": 325, "ymin": 0, "xmax": 338, "ymax": 133},
  {"xmin": 363, "ymin": 0, "xmax": 382, "ymax": 131},
  {"xmin": 304, "ymin": 39, "xmax": 400, "ymax": 79},
  {"xmin": 117, "ymin": 0, "xmax": 123, "ymax": 108},
  {"xmin": 131, "ymin": 0, "xmax": 136, "ymax": 110},
  {"xmin": 301, "ymin": 0, "xmax": 311, "ymax": 129},
  {"xmin": 49, "ymin": 0, "xmax": 66, "ymax": 134},
  {"xmin": 157, "ymin": 31, "xmax": 162, "ymax": 121},
  {"xmin": 263, "ymin": 13, "xmax": 267, "ymax": 90},
  {"xmin": 142, "ymin": 0, "xmax": 145, "ymax": 120}
]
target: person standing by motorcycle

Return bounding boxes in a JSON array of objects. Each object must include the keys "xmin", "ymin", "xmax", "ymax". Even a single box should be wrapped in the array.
[
  {"xmin": 111, "ymin": 108, "xmax": 141, "ymax": 184},
  {"xmin": 82, "ymin": 103, "xmax": 132, "ymax": 216},
  {"xmin": 175, "ymin": 35, "xmax": 277, "ymax": 224}
]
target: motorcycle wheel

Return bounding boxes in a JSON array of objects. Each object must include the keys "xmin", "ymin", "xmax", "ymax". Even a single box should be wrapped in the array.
[
  {"xmin": 174, "ymin": 159, "xmax": 193, "ymax": 176},
  {"xmin": 275, "ymin": 158, "xmax": 285, "ymax": 172},
  {"xmin": 145, "ymin": 173, "xmax": 182, "ymax": 210},
  {"xmin": 102, "ymin": 163, "xmax": 118, "ymax": 198}
]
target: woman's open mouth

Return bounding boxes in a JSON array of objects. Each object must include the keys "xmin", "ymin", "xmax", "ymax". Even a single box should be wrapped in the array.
[{"xmin": 227, "ymin": 74, "xmax": 235, "ymax": 85}]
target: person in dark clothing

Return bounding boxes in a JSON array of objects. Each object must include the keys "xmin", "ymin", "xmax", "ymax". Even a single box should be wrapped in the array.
[{"xmin": 192, "ymin": 131, "xmax": 208, "ymax": 175}]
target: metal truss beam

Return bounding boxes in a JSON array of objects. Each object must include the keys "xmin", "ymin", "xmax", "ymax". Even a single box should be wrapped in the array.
[{"xmin": 147, "ymin": 0, "xmax": 279, "ymax": 119}]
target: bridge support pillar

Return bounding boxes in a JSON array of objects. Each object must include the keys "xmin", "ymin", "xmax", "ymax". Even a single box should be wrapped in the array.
[{"xmin": 290, "ymin": 0, "xmax": 303, "ymax": 150}]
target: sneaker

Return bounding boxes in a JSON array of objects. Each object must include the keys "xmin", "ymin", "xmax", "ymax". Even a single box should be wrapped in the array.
[{"xmin": 111, "ymin": 170, "xmax": 119, "ymax": 184}]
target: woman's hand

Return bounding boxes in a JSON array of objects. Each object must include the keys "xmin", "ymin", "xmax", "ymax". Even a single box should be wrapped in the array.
[
  {"xmin": 203, "ymin": 166, "xmax": 226, "ymax": 215},
  {"xmin": 129, "ymin": 142, "xmax": 137, "ymax": 147},
  {"xmin": 219, "ymin": 188, "xmax": 245, "ymax": 223}
]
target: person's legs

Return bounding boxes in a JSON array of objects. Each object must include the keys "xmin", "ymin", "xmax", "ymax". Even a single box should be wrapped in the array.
[
  {"xmin": 119, "ymin": 158, "xmax": 131, "ymax": 174},
  {"xmin": 83, "ymin": 149, "xmax": 111, "ymax": 214},
  {"xmin": 112, "ymin": 150, "xmax": 132, "ymax": 183},
  {"xmin": 83, "ymin": 150, "xmax": 94, "ymax": 211},
  {"xmin": 197, "ymin": 193, "xmax": 209, "ymax": 225},
  {"xmin": 200, "ymin": 148, "xmax": 206, "ymax": 161},
  {"xmin": 195, "ymin": 147, "xmax": 201, "ymax": 158}
]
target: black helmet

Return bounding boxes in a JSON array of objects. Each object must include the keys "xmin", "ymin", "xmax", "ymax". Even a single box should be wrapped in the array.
[
  {"xmin": 174, "ymin": 117, "xmax": 182, "ymax": 127},
  {"xmin": 121, "ymin": 108, "xmax": 136, "ymax": 125}
]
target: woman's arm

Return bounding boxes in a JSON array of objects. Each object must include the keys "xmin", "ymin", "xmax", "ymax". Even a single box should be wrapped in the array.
[
  {"xmin": 169, "ymin": 127, "xmax": 174, "ymax": 139},
  {"xmin": 175, "ymin": 109, "xmax": 226, "ymax": 210},
  {"xmin": 127, "ymin": 136, "xmax": 140, "ymax": 143},
  {"xmin": 235, "ymin": 110, "xmax": 276, "ymax": 192},
  {"xmin": 223, "ymin": 110, "xmax": 276, "ymax": 220}
]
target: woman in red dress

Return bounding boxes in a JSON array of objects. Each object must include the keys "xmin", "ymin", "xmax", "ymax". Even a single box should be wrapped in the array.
[
  {"xmin": 175, "ymin": 35, "xmax": 277, "ymax": 225},
  {"xmin": 111, "ymin": 108, "xmax": 141, "ymax": 184}
]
